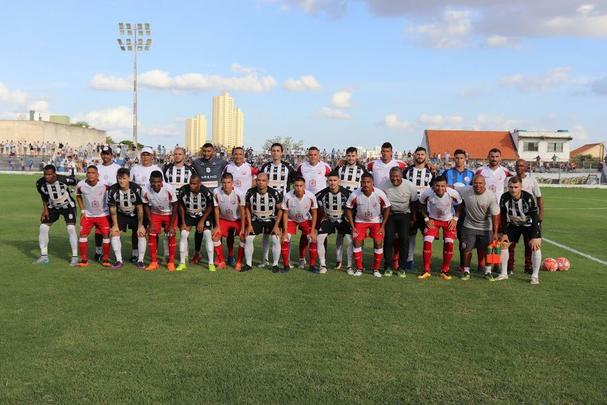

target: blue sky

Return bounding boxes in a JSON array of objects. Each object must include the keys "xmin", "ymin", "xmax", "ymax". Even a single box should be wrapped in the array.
[{"xmin": 0, "ymin": 0, "xmax": 606, "ymax": 151}]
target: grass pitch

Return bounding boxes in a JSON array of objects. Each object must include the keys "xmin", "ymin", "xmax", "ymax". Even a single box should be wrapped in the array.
[{"xmin": 1, "ymin": 174, "xmax": 606, "ymax": 403}]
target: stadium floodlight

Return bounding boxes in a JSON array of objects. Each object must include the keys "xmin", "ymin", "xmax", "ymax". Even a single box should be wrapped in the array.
[{"xmin": 116, "ymin": 22, "xmax": 152, "ymax": 151}]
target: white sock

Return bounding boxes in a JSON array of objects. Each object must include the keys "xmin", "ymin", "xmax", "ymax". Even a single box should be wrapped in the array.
[
  {"xmin": 245, "ymin": 235, "xmax": 255, "ymax": 266},
  {"xmin": 335, "ymin": 232, "xmax": 343, "ymax": 263},
  {"xmin": 344, "ymin": 234, "xmax": 353, "ymax": 268},
  {"xmin": 317, "ymin": 233, "xmax": 328, "ymax": 267},
  {"xmin": 271, "ymin": 235, "xmax": 281, "ymax": 266},
  {"xmin": 66, "ymin": 224, "xmax": 78, "ymax": 257},
  {"xmin": 531, "ymin": 249, "xmax": 542, "ymax": 279},
  {"xmin": 203, "ymin": 229, "xmax": 214, "ymax": 264},
  {"xmin": 180, "ymin": 230, "xmax": 190, "ymax": 264},
  {"xmin": 500, "ymin": 249, "xmax": 509, "ymax": 276},
  {"xmin": 137, "ymin": 237, "xmax": 147, "ymax": 262},
  {"xmin": 111, "ymin": 236, "xmax": 123, "ymax": 262},
  {"xmin": 163, "ymin": 234, "xmax": 169, "ymax": 258},
  {"xmin": 39, "ymin": 224, "xmax": 50, "ymax": 256},
  {"xmin": 132, "ymin": 249, "xmax": 139, "ymax": 258},
  {"xmin": 484, "ymin": 265, "xmax": 493, "ymax": 275},
  {"xmin": 262, "ymin": 233, "xmax": 270, "ymax": 263},
  {"xmin": 407, "ymin": 236, "xmax": 416, "ymax": 262},
  {"xmin": 463, "ymin": 266, "xmax": 470, "ymax": 273}
]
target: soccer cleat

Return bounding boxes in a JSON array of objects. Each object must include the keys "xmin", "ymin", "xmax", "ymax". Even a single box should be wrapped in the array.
[
  {"xmin": 272, "ymin": 265, "xmax": 280, "ymax": 274},
  {"xmin": 347, "ymin": 268, "xmax": 355, "ymax": 276},
  {"xmin": 112, "ymin": 261, "xmax": 124, "ymax": 270},
  {"xmin": 461, "ymin": 272, "xmax": 471, "ymax": 281},
  {"xmin": 484, "ymin": 272, "xmax": 494, "ymax": 280},
  {"xmin": 373, "ymin": 271, "xmax": 382, "ymax": 278},
  {"xmin": 417, "ymin": 272, "xmax": 432, "ymax": 280},
  {"xmin": 208, "ymin": 264, "xmax": 217, "ymax": 272},
  {"xmin": 234, "ymin": 262, "xmax": 242, "ymax": 272},
  {"xmin": 309, "ymin": 266, "xmax": 320, "ymax": 274},
  {"xmin": 299, "ymin": 258, "xmax": 307, "ymax": 269},
  {"xmin": 69, "ymin": 256, "xmax": 79, "ymax": 267},
  {"xmin": 77, "ymin": 261, "xmax": 89, "ymax": 268},
  {"xmin": 335, "ymin": 261, "xmax": 342, "ymax": 270},
  {"xmin": 129, "ymin": 256, "xmax": 138, "ymax": 264},
  {"xmin": 101, "ymin": 261, "xmax": 112, "ymax": 267},
  {"xmin": 176, "ymin": 263, "xmax": 187, "ymax": 272},
  {"xmin": 494, "ymin": 274, "xmax": 509, "ymax": 281},
  {"xmin": 384, "ymin": 270, "xmax": 393, "ymax": 277},
  {"xmin": 353, "ymin": 270, "xmax": 363, "ymax": 277},
  {"xmin": 530, "ymin": 277, "xmax": 540, "ymax": 285},
  {"xmin": 33, "ymin": 255, "xmax": 49, "ymax": 265},
  {"xmin": 227, "ymin": 256, "xmax": 236, "ymax": 266},
  {"xmin": 190, "ymin": 252, "xmax": 202, "ymax": 265},
  {"xmin": 398, "ymin": 270, "xmax": 407, "ymax": 278},
  {"xmin": 167, "ymin": 262, "xmax": 176, "ymax": 272},
  {"xmin": 405, "ymin": 260, "xmax": 414, "ymax": 270},
  {"xmin": 282, "ymin": 265, "xmax": 290, "ymax": 273},
  {"xmin": 216, "ymin": 261, "xmax": 227, "ymax": 270},
  {"xmin": 319, "ymin": 266, "xmax": 327, "ymax": 274},
  {"xmin": 258, "ymin": 261, "xmax": 269, "ymax": 269},
  {"xmin": 440, "ymin": 273, "xmax": 452, "ymax": 280},
  {"xmin": 524, "ymin": 267, "xmax": 533, "ymax": 275},
  {"xmin": 136, "ymin": 261, "xmax": 145, "ymax": 269},
  {"xmin": 145, "ymin": 262, "xmax": 159, "ymax": 271},
  {"xmin": 242, "ymin": 264, "xmax": 253, "ymax": 272}
]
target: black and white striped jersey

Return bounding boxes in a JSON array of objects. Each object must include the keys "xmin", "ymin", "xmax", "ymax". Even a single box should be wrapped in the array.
[
  {"xmin": 245, "ymin": 186, "xmax": 282, "ymax": 222},
  {"xmin": 36, "ymin": 175, "xmax": 77, "ymax": 209},
  {"xmin": 178, "ymin": 184, "xmax": 213, "ymax": 218},
  {"xmin": 404, "ymin": 166, "xmax": 434, "ymax": 197},
  {"xmin": 331, "ymin": 164, "xmax": 367, "ymax": 191},
  {"xmin": 107, "ymin": 182, "xmax": 143, "ymax": 217},
  {"xmin": 259, "ymin": 160, "xmax": 296, "ymax": 196},
  {"xmin": 163, "ymin": 164, "xmax": 194, "ymax": 191},
  {"xmin": 315, "ymin": 186, "xmax": 351, "ymax": 222},
  {"xmin": 500, "ymin": 190, "xmax": 539, "ymax": 228}
]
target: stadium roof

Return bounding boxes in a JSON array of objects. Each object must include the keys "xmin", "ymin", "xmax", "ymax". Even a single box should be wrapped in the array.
[
  {"xmin": 570, "ymin": 143, "xmax": 605, "ymax": 158},
  {"xmin": 423, "ymin": 130, "xmax": 518, "ymax": 160}
]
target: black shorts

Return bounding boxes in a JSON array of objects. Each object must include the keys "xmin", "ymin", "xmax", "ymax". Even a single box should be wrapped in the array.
[
  {"xmin": 506, "ymin": 224, "xmax": 541, "ymax": 244},
  {"xmin": 318, "ymin": 219, "xmax": 351, "ymax": 235},
  {"xmin": 250, "ymin": 218, "xmax": 277, "ymax": 235},
  {"xmin": 184, "ymin": 214, "xmax": 213, "ymax": 229},
  {"xmin": 43, "ymin": 207, "xmax": 76, "ymax": 224},
  {"xmin": 409, "ymin": 214, "xmax": 426, "ymax": 234},
  {"xmin": 117, "ymin": 213, "xmax": 139, "ymax": 232},
  {"xmin": 460, "ymin": 227, "xmax": 491, "ymax": 252}
]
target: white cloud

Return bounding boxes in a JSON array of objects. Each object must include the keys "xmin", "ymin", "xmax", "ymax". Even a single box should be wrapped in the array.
[
  {"xmin": 471, "ymin": 113, "xmax": 521, "ymax": 130},
  {"xmin": 27, "ymin": 100, "xmax": 49, "ymax": 113},
  {"xmin": 283, "ymin": 75, "xmax": 322, "ymax": 91},
  {"xmin": 384, "ymin": 113, "xmax": 413, "ymax": 130},
  {"xmin": 89, "ymin": 74, "xmax": 131, "ymax": 91},
  {"xmin": 0, "ymin": 82, "xmax": 29, "ymax": 105},
  {"xmin": 484, "ymin": 35, "xmax": 519, "ymax": 48},
  {"xmin": 569, "ymin": 125, "xmax": 589, "ymax": 143},
  {"xmin": 417, "ymin": 114, "xmax": 464, "ymax": 127},
  {"xmin": 231, "ymin": 63, "xmax": 258, "ymax": 75},
  {"xmin": 407, "ymin": 10, "xmax": 472, "ymax": 49},
  {"xmin": 331, "ymin": 90, "xmax": 352, "ymax": 108},
  {"xmin": 500, "ymin": 67, "xmax": 572, "ymax": 91},
  {"xmin": 77, "ymin": 106, "xmax": 133, "ymax": 130},
  {"xmin": 317, "ymin": 106, "xmax": 351, "ymax": 120}
]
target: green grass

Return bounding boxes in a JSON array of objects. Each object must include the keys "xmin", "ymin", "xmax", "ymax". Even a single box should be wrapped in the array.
[{"xmin": 1, "ymin": 174, "xmax": 606, "ymax": 403}]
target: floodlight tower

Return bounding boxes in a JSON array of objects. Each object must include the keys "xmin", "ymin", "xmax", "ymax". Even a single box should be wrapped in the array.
[{"xmin": 117, "ymin": 22, "xmax": 152, "ymax": 150}]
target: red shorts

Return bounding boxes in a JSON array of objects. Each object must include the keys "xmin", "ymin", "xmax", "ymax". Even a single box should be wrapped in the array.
[
  {"xmin": 286, "ymin": 220, "xmax": 313, "ymax": 236},
  {"xmin": 80, "ymin": 215, "xmax": 110, "ymax": 236},
  {"xmin": 149, "ymin": 213, "xmax": 173, "ymax": 235},
  {"xmin": 354, "ymin": 222, "xmax": 383, "ymax": 242},
  {"xmin": 218, "ymin": 219, "xmax": 241, "ymax": 237},
  {"xmin": 95, "ymin": 215, "xmax": 111, "ymax": 235},
  {"xmin": 423, "ymin": 219, "xmax": 457, "ymax": 240}
]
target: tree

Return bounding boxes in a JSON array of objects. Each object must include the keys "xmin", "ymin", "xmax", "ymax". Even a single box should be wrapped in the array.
[
  {"xmin": 119, "ymin": 140, "xmax": 144, "ymax": 150},
  {"xmin": 105, "ymin": 136, "xmax": 115, "ymax": 145},
  {"xmin": 72, "ymin": 121, "xmax": 90, "ymax": 128},
  {"xmin": 262, "ymin": 136, "xmax": 304, "ymax": 154}
]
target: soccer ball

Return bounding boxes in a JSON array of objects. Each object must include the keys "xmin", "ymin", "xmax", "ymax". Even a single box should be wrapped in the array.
[
  {"xmin": 543, "ymin": 258, "xmax": 559, "ymax": 272},
  {"xmin": 556, "ymin": 257, "xmax": 570, "ymax": 271}
]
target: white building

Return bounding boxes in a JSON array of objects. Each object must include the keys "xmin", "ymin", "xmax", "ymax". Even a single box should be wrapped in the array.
[
  {"xmin": 511, "ymin": 129, "xmax": 572, "ymax": 163},
  {"xmin": 185, "ymin": 114, "xmax": 207, "ymax": 153}
]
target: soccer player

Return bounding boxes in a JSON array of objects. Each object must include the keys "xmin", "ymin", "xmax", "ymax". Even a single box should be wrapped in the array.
[
  {"xmin": 456, "ymin": 175, "xmax": 500, "ymax": 280},
  {"xmin": 212, "ymin": 173, "xmax": 247, "ymax": 270},
  {"xmin": 107, "ymin": 168, "xmax": 146, "ymax": 269},
  {"xmin": 177, "ymin": 174, "xmax": 214, "ymax": 272},
  {"xmin": 345, "ymin": 173, "xmax": 391, "ymax": 277},
  {"xmin": 508, "ymin": 159, "xmax": 544, "ymax": 275},
  {"xmin": 404, "ymin": 146, "xmax": 435, "ymax": 270},
  {"xmin": 382, "ymin": 167, "xmax": 418, "ymax": 277},
  {"xmin": 315, "ymin": 173, "xmax": 352, "ymax": 274},
  {"xmin": 418, "ymin": 176, "xmax": 462, "ymax": 280},
  {"xmin": 94, "ymin": 145, "xmax": 121, "ymax": 261},
  {"xmin": 280, "ymin": 177, "xmax": 318, "ymax": 273},
  {"xmin": 34, "ymin": 165, "xmax": 79, "ymax": 266},
  {"xmin": 142, "ymin": 170, "xmax": 179, "ymax": 271},
  {"xmin": 243, "ymin": 172, "xmax": 283, "ymax": 273},
  {"xmin": 366, "ymin": 142, "xmax": 407, "ymax": 191},
  {"xmin": 475, "ymin": 148, "xmax": 512, "ymax": 203},
  {"xmin": 75, "ymin": 165, "xmax": 111, "ymax": 267},
  {"xmin": 163, "ymin": 146, "xmax": 194, "ymax": 192},
  {"xmin": 259, "ymin": 142, "xmax": 296, "ymax": 267},
  {"xmin": 497, "ymin": 176, "xmax": 543, "ymax": 284}
]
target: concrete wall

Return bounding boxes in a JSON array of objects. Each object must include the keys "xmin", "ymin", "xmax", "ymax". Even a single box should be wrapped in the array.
[{"xmin": 0, "ymin": 120, "xmax": 106, "ymax": 147}]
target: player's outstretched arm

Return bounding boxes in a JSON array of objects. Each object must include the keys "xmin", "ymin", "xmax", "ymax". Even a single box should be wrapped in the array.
[
  {"xmin": 168, "ymin": 202, "xmax": 179, "ymax": 237},
  {"xmin": 109, "ymin": 206, "xmax": 120, "ymax": 236},
  {"xmin": 136, "ymin": 204, "xmax": 145, "ymax": 237}
]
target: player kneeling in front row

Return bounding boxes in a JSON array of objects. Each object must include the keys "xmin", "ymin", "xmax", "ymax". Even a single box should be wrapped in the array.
[
  {"xmin": 212, "ymin": 173, "xmax": 247, "ymax": 270},
  {"xmin": 143, "ymin": 171, "xmax": 179, "ymax": 271},
  {"xmin": 418, "ymin": 175, "xmax": 462, "ymax": 280},
  {"xmin": 108, "ymin": 168, "xmax": 146, "ymax": 269},
  {"xmin": 177, "ymin": 174, "xmax": 214, "ymax": 272},
  {"xmin": 244, "ymin": 173, "xmax": 283, "ymax": 273},
  {"xmin": 35, "ymin": 165, "xmax": 79, "ymax": 266},
  {"xmin": 315, "ymin": 174, "xmax": 352, "ymax": 274},
  {"xmin": 496, "ymin": 176, "xmax": 542, "ymax": 284},
  {"xmin": 281, "ymin": 177, "xmax": 318, "ymax": 273},
  {"xmin": 345, "ymin": 173, "xmax": 391, "ymax": 277},
  {"xmin": 76, "ymin": 165, "xmax": 111, "ymax": 267}
]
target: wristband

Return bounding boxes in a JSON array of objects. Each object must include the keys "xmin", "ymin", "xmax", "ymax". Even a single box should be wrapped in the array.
[
  {"xmin": 453, "ymin": 216, "xmax": 459, "ymax": 221},
  {"xmin": 424, "ymin": 217, "xmax": 430, "ymax": 223}
]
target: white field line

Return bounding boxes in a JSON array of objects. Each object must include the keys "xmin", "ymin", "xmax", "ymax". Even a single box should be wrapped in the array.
[
  {"xmin": 545, "ymin": 207, "xmax": 607, "ymax": 210},
  {"xmin": 543, "ymin": 238, "xmax": 607, "ymax": 266}
]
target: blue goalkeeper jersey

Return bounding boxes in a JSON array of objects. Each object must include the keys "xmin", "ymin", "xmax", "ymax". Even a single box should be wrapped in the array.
[{"xmin": 443, "ymin": 167, "xmax": 475, "ymax": 188}]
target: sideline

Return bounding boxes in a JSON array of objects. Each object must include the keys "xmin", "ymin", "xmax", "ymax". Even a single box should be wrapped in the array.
[{"xmin": 543, "ymin": 237, "xmax": 607, "ymax": 266}]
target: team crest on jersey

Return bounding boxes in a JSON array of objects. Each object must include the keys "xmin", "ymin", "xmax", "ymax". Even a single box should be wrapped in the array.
[
  {"xmin": 206, "ymin": 167, "xmax": 211, "ymax": 173},
  {"xmin": 464, "ymin": 176, "xmax": 470, "ymax": 183},
  {"xmin": 310, "ymin": 179, "xmax": 317, "ymax": 187}
]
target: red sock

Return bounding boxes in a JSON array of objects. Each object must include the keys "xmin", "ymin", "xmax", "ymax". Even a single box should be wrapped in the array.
[
  {"xmin": 309, "ymin": 241, "xmax": 318, "ymax": 266},
  {"xmin": 373, "ymin": 249, "xmax": 383, "ymax": 271},
  {"xmin": 299, "ymin": 235, "xmax": 308, "ymax": 260},
  {"xmin": 79, "ymin": 236, "xmax": 88, "ymax": 261},
  {"xmin": 353, "ymin": 248, "xmax": 363, "ymax": 269},
  {"xmin": 393, "ymin": 239, "xmax": 400, "ymax": 269},
  {"xmin": 236, "ymin": 244, "xmax": 245, "ymax": 265},
  {"xmin": 168, "ymin": 235, "xmax": 176, "ymax": 263},
  {"xmin": 148, "ymin": 234, "xmax": 158, "ymax": 262},
  {"xmin": 442, "ymin": 242, "xmax": 454, "ymax": 273},
  {"xmin": 281, "ymin": 241, "xmax": 290, "ymax": 266},
  {"xmin": 423, "ymin": 240, "xmax": 433, "ymax": 272},
  {"xmin": 102, "ymin": 238, "xmax": 110, "ymax": 261},
  {"xmin": 214, "ymin": 244, "xmax": 225, "ymax": 264}
]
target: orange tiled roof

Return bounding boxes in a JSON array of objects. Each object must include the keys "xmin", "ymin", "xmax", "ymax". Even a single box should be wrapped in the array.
[
  {"xmin": 570, "ymin": 143, "xmax": 603, "ymax": 157},
  {"xmin": 424, "ymin": 130, "xmax": 518, "ymax": 160}
]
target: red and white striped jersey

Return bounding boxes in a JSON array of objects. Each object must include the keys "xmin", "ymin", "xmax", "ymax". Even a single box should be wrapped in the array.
[
  {"xmin": 346, "ymin": 187, "xmax": 391, "ymax": 223},
  {"xmin": 76, "ymin": 180, "xmax": 109, "ymax": 217},
  {"xmin": 367, "ymin": 159, "xmax": 407, "ymax": 190},
  {"xmin": 281, "ymin": 190, "xmax": 318, "ymax": 222},
  {"xmin": 225, "ymin": 162, "xmax": 258, "ymax": 194},
  {"xmin": 213, "ymin": 188, "xmax": 245, "ymax": 221},
  {"xmin": 296, "ymin": 161, "xmax": 332, "ymax": 194},
  {"xmin": 142, "ymin": 183, "xmax": 177, "ymax": 215}
]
